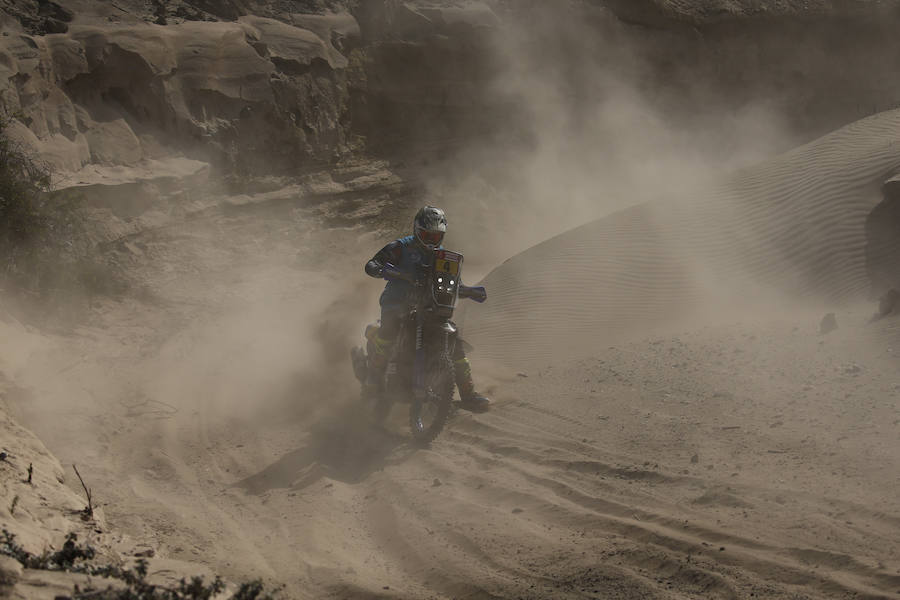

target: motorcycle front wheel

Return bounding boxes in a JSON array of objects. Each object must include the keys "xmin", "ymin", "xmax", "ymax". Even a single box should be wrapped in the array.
[{"xmin": 409, "ymin": 355, "xmax": 454, "ymax": 445}]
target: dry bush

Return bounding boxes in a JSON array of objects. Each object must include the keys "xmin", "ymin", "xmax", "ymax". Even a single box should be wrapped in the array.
[{"xmin": 0, "ymin": 118, "xmax": 125, "ymax": 314}]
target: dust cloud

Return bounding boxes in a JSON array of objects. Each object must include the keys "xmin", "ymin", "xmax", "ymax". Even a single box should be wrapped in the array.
[
  {"xmin": 417, "ymin": 13, "xmax": 900, "ymax": 600},
  {"xmin": 143, "ymin": 274, "xmax": 367, "ymax": 425},
  {"xmin": 429, "ymin": 4, "xmax": 796, "ymax": 275},
  {"xmin": 3, "ymin": 4, "xmax": 900, "ymax": 599}
]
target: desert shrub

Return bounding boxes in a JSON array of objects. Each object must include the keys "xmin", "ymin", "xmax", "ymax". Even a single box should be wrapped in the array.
[
  {"xmin": 0, "ymin": 119, "xmax": 125, "ymax": 312},
  {"xmin": 0, "ymin": 117, "xmax": 52, "ymax": 278},
  {"xmin": 1, "ymin": 530, "xmax": 94, "ymax": 571},
  {"xmin": 1, "ymin": 529, "xmax": 281, "ymax": 599}
]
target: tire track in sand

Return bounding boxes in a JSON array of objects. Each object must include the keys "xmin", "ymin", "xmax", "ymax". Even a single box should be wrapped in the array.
[{"xmin": 430, "ymin": 408, "xmax": 900, "ymax": 599}]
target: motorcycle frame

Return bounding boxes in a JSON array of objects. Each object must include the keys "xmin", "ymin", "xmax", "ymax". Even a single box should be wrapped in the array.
[
  {"xmin": 382, "ymin": 251, "xmax": 461, "ymax": 403},
  {"xmin": 377, "ymin": 249, "xmax": 484, "ymax": 405}
]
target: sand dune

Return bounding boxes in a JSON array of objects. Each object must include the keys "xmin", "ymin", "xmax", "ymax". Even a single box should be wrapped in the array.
[{"xmin": 462, "ymin": 109, "xmax": 900, "ymax": 364}]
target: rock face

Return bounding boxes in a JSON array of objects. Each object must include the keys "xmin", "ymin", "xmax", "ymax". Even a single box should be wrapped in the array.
[
  {"xmin": 0, "ymin": 0, "xmax": 74, "ymax": 35},
  {"xmin": 0, "ymin": 0, "xmax": 505, "ymax": 178},
  {"xmin": 3, "ymin": 0, "xmax": 900, "ymax": 181},
  {"xmin": 0, "ymin": 12, "xmax": 358, "ymax": 176},
  {"xmin": 598, "ymin": 0, "xmax": 900, "ymax": 26}
]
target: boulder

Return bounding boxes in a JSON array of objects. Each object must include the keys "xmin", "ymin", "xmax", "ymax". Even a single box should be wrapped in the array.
[{"xmin": 0, "ymin": 555, "xmax": 23, "ymax": 586}]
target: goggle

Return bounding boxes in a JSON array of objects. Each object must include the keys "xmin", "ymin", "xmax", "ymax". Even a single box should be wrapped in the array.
[{"xmin": 416, "ymin": 229, "xmax": 444, "ymax": 247}]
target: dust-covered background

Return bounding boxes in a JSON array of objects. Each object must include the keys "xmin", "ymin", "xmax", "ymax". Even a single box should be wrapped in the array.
[{"xmin": 1, "ymin": 1, "xmax": 900, "ymax": 598}]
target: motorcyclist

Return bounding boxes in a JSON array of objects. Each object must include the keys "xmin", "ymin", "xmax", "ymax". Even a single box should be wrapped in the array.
[{"xmin": 364, "ymin": 206, "xmax": 490, "ymax": 413}]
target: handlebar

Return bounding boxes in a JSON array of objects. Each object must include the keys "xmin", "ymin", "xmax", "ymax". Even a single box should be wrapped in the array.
[
  {"xmin": 459, "ymin": 285, "xmax": 487, "ymax": 303},
  {"xmin": 383, "ymin": 263, "xmax": 487, "ymax": 302}
]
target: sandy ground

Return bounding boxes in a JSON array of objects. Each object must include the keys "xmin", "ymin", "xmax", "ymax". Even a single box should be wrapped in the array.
[
  {"xmin": 1, "ymin": 1, "xmax": 899, "ymax": 595},
  {"xmin": 1, "ymin": 175, "xmax": 897, "ymax": 600}
]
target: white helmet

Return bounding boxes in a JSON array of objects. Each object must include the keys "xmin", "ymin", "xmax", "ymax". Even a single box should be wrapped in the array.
[{"xmin": 413, "ymin": 206, "xmax": 447, "ymax": 249}]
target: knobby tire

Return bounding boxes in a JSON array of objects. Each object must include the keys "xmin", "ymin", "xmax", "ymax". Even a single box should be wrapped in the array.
[{"xmin": 409, "ymin": 352, "xmax": 454, "ymax": 445}]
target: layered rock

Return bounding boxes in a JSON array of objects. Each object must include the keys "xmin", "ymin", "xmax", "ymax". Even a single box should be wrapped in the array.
[
  {"xmin": 3, "ymin": 0, "xmax": 900, "ymax": 184},
  {"xmin": 0, "ymin": 0, "xmax": 509, "ymax": 181},
  {"xmin": 598, "ymin": 0, "xmax": 900, "ymax": 26},
  {"xmin": 0, "ymin": 8, "xmax": 359, "ymax": 180}
]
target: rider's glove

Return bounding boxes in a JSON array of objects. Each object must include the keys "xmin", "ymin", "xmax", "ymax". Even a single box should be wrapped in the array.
[{"xmin": 365, "ymin": 260, "xmax": 384, "ymax": 278}]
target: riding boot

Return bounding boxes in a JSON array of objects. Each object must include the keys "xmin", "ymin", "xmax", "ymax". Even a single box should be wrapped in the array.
[{"xmin": 453, "ymin": 357, "xmax": 490, "ymax": 412}]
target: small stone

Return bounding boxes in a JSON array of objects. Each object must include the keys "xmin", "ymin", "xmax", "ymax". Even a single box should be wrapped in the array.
[
  {"xmin": 432, "ymin": 478, "xmax": 442, "ymax": 487},
  {"xmin": 0, "ymin": 451, "xmax": 7, "ymax": 461},
  {"xmin": 512, "ymin": 507, "xmax": 524, "ymax": 514},
  {"xmin": 819, "ymin": 313, "xmax": 837, "ymax": 335},
  {"xmin": 0, "ymin": 555, "xmax": 22, "ymax": 585},
  {"xmin": 690, "ymin": 454, "xmax": 699, "ymax": 464},
  {"xmin": 516, "ymin": 372, "xmax": 528, "ymax": 378}
]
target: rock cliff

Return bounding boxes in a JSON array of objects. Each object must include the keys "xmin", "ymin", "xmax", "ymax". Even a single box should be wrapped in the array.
[{"xmin": 2, "ymin": 0, "xmax": 899, "ymax": 184}]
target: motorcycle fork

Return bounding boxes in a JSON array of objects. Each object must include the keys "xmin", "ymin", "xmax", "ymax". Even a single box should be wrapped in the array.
[{"xmin": 413, "ymin": 311, "xmax": 426, "ymax": 401}]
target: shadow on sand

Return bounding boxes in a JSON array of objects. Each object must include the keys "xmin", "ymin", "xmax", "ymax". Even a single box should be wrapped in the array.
[{"xmin": 234, "ymin": 402, "xmax": 416, "ymax": 495}]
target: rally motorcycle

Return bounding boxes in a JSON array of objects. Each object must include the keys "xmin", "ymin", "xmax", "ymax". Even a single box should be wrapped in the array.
[{"xmin": 350, "ymin": 249, "xmax": 486, "ymax": 444}]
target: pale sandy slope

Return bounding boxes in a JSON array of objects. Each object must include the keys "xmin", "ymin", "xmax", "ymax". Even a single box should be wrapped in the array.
[
  {"xmin": 15, "ymin": 282, "xmax": 900, "ymax": 598},
  {"xmin": 461, "ymin": 108, "xmax": 900, "ymax": 364},
  {"xmin": 4, "ymin": 113, "xmax": 900, "ymax": 599}
]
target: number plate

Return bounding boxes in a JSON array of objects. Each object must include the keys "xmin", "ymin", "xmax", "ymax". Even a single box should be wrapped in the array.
[{"xmin": 434, "ymin": 258, "xmax": 460, "ymax": 275}]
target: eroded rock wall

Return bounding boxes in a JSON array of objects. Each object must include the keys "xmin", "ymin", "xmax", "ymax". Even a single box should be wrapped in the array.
[
  {"xmin": 0, "ymin": 6, "xmax": 359, "ymax": 178},
  {"xmin": 2, "ymin": 0, "xmax": 900, "ymax": 181}
]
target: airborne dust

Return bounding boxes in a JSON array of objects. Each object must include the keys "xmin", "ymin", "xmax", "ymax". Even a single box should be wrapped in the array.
[{"xmin": 2, "ymin": 3, "xmax": 899, "ymax": 599}]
